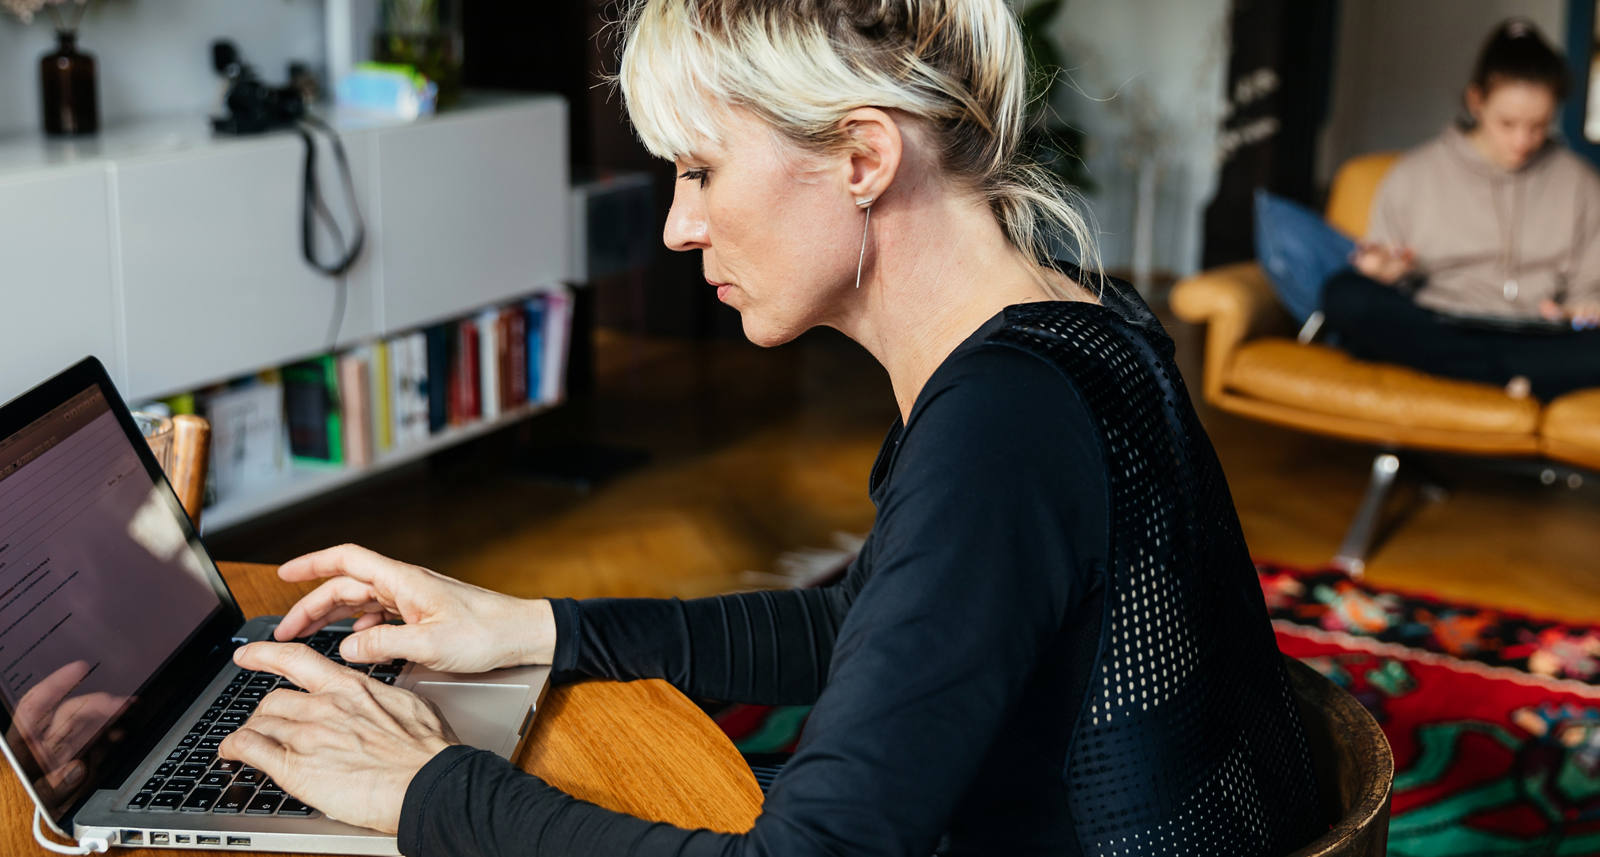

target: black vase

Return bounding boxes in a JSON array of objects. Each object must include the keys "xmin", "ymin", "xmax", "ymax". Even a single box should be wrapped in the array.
[{"xmin": 40, "ymin": 29, "xmax": 98, "ymax": 136}]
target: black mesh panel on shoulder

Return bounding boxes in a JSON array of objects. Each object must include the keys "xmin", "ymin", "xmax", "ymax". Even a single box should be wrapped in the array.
[{"xmin": 990, "ymin": 300, "xmax": 1321, "ymax": 857}]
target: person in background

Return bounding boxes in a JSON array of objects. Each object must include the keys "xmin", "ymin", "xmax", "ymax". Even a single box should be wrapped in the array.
[
  {"xmin": 1322, "ymin": 18, "xmax": 1600, "ymax": 400},
  {"xmin": 214, "ymin": 2, "xmax": 1325, "ymax": 855}
]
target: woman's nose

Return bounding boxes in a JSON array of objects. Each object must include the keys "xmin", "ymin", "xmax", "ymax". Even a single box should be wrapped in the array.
[{"xmin": 663, "ymin": 189, "xmax": 709, "ymax": 252}]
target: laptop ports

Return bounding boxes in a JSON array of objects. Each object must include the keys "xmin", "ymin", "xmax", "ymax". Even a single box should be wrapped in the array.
[
  {"xmin": 228, "ymin": 836, "xmax": 252, "ymax": 846},
  {"xmin": 120, "ymin": 830, "xmax": 143, "ymax": 844},
  {"xmin": 150, "ymin": 832, "xmax": 169, "ymax": 844},
  {"xmin": 197, "ymin": 834, "xmax": 221, "ymax": 845}
]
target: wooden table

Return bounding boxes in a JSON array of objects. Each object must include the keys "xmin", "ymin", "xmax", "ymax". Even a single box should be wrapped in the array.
[{"xmin": 16, "ymin": 562, "xmax": 762, "ymax": 855}]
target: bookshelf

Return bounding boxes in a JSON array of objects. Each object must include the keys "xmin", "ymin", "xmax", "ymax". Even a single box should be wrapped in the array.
[
  {"xmin": 191, "ymin": 284, "xmax": 574, "ymax": 534},
  {"xmin": 0, "ymin": 94, "xmax": 569, "ymax": 405},
  {"xmin": 204, "ymin": 398, "xmax": 556, "ymax": 532},
  {"xmin": 0, "ymin": 94, "xmax": 573, "ymax": 531}
]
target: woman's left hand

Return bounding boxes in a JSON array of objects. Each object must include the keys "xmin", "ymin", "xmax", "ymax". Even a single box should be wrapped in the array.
[
  {"xmin": 217, "ymin": 642, "xmax": 457, "ymax": 834},
  {"xmin": 1541, "ymin": 299, "xmax": 1600, "ymax": 329},
  {"xmin": 1569, "ymin": 302, "xmax": 1600, "ymax": 329}
]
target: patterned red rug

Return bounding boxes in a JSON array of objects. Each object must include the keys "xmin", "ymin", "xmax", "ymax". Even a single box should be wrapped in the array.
[
  {"xmin": 1261, "ymin": 562, "xmax": 1600, "ymax": 857},
  {"xmin": 711, "ymin": 562, "xmax": 1600, "ymax": 855}
]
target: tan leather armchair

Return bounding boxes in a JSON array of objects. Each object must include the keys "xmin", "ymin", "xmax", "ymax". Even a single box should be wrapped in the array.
[{"xmin": 1172, "ymin": 154, "xmax": 1600, "ymax": 572}]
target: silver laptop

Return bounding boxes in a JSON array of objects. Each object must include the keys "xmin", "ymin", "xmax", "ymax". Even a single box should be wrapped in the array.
[{"xmin": 0, "ymin": 357, "xmax": 550, "ymax": 854}]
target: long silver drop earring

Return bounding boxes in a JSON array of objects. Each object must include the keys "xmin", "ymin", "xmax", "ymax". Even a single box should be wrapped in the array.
[{"xmin": 854, "ymin": 197, "xmax": 874, "ymax": 290}]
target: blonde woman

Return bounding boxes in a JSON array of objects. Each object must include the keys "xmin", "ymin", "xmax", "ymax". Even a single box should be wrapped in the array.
[{"xmin": 220, "ymin": 2, "xmax": 1323, "ymax": 854}]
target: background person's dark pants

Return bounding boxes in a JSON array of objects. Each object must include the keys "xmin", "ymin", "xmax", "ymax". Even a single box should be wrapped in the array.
[{"xmin": 1320, "ymin": 269, "xmax": 1600, "ymax": 400}]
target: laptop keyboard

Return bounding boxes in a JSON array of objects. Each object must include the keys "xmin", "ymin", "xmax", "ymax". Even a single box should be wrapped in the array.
[{"xmin": 124, "ymin": 629, "xmax": 405, "ymax": 817}]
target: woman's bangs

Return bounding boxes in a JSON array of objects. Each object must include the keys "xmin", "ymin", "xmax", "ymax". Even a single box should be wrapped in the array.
[{"xmin": 620, "ymin": 6, "xmax": 726, "ymax": 160}]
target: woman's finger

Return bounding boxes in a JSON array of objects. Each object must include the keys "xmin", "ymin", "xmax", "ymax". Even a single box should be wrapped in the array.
[
  {"xmin": 339, "ymin": 622, "xmax": 435, "ymax": 665},
  {"xmin": 218, "ymin": 724, "xmax": 290, "ymax": 773},
  {"xmin": 278, "ymin": 544, "xmax": 412, "ymax": 588},
  {"xmin": 234, "ymin": 642, "xmax": 361, "ymax": 694},
  {"xmin": 253, "ymin": 687, "xmax": 325, "ymax": 721},
  {"xmin": 229, "ymin": 713, "xmax": 334, "ymax": 757},
  {"xmin": 350, "ymin": 611, "xmax": 394, "ymax": 632},
  {"xmin": 275, "ymin": 576, "xmax": 390, "ymax": 641}
]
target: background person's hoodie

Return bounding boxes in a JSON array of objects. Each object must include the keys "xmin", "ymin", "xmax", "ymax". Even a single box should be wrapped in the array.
[{"xmin": 1366, "ymin": 123, "xmax": 1600, "ymax": 318}]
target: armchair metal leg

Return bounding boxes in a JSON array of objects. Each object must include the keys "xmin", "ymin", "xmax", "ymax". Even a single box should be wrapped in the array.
[{"xmin": 1331, "ymin": 453, "xmax": 1401, "ymax": 577}]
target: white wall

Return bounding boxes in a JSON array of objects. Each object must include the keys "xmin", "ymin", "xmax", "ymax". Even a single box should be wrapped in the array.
[
  {"xmin": 0, "ymin": 1, "xmax": 326, "ymax": 139},
  {"xmin": 1317, "ymin": 0, "xmax": 1565, "ymax": 182},
  {"xmin": 1044, "ymin": 0, "xmax": 1230, "ymax": 278}
]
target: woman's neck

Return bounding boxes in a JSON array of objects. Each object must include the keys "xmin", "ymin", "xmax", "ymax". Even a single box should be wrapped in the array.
[{"xmin": 832, "ymin": 191, "xmax": 1094, "ymax": 423}]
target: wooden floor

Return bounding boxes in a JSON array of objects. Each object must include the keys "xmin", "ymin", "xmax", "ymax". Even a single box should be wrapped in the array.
[{"xmin": 210, "ymin": 306, "xmax": 1600, "ymax": 624}]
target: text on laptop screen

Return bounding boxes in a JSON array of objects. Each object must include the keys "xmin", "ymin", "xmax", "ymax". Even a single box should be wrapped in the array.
[{"xmin": 0, "ymin": 387, "xmax": 222, "ymax": 815}]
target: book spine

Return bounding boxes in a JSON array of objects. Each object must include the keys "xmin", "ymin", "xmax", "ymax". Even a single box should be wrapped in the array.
[
  {"xmin": 373, "ymin": 341, "xmax": 393, "ymax": 454},
  {"xmin": 410, "ymin": 332, "xmax": 429, "ymax": 444},
  {"xmin": 478, "ymin": 309, "xmax": 500, "ymax": 421},
  {"xmin": 525, "ymin": 296, "xmax": 546, "ymax": 404},
  {"xmin": 425, "ymin": 325, "xmax": 449, "ymax": 434},
  {"xmin": 338, "ymin": 353, "xmax": 373, "ymax": 468},
  {"xmin": 542, "ymin": 286, "xmax": 572, "ymax": 404},
  {"xmin": 387, "ymin": 335, "xmax": 408, "ymax": 452},
  {"xmin": 321, "ymin": 355, "xmax": 345, "ymax": 467},
  {"xmin": 452, "ymin": 319, "xmax": 478, "ymax": 425},
  {"xmin": 507, "ymin": 306, "xmax": 528, "ymax": 407},
  {"xmin": 496, "ymin": 309, "xmax": 513, "ymax": 411}
]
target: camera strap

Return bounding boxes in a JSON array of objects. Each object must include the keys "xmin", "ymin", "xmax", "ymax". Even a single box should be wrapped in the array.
[{"xmin": 295, "ymin": 114, "xmax": 366, "ymax": 278}]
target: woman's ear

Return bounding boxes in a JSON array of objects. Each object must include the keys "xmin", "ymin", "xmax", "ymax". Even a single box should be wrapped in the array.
[
  {"xmin": 840, "ymin": 108, "xmax": 902, "ymax": 206},
  {"xmin": 1465, "ymin": 84, "xmax": 1486, "ymax": 123}
]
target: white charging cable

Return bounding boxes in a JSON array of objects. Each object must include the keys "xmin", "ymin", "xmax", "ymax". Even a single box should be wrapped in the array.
[{"xmin": 32, "ymin": 808, "xmax": 109, "ymax": 855}]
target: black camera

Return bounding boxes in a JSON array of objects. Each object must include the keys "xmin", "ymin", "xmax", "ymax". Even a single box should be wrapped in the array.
[{"xmin": 210, "ymin": 40, "xmax": 306, "ymax": 135}]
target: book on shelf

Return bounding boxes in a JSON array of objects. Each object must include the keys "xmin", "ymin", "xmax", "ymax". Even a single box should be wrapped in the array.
[
  {"xmin": 373, "ymin": 340, "xmax": 393, "ymax": 455},
  {"xmin": 404, "ymin": 331, "xmax": 430, "ymax": 446},
  {"xmin": 199, "ymin": 372, "xmax": 287, "ymax": 506},
  {"xmin": 425, "ymin": 325, "xmax": 450, "ymax": 434},
  {"xmin": 504, "ymin": 305, "xmax": 528, "ymax": 408},
  {"xmin": 450, "ymin": 319, "xmax": 477, "ymax": 426},
  {"xmin": 538, "ymin": 285, "xmax": 574, "ymax": 405},
  {"xmin": 525, "ymin": 296, "xmax": 546, "ymax": 402},
  {"xmin": 157, "ymin": 289, "xmax": 573, "ymax": 522},
  {"xmin": 477, "ymin": 308, "xmax": 501, "ymax": 421},
  {"xmin": 282, "ymin": 356, "xmax": 344, "ymax": 467},
  {"xmin": 384, "ymin": 331, "xmax": 417, "ymax": 453},
  {"xmin": 338, "ymin": 350, "xmax": 375, "ymax": 468}
]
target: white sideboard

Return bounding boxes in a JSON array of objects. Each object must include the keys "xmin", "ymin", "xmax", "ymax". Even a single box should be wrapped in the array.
[{"xmin": 0, "ymin": 94, "xmax": 570, "ymax": 404}]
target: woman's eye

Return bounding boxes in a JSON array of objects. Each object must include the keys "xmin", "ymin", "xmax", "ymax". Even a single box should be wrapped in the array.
[{"xmin": 678, "ymin": 168, "xmax": 709, "ymax": 188}]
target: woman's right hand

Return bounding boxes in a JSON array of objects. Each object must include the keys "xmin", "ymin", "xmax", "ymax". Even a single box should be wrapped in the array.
[
  {"xmin": 1351, "ymin": 242, "xmax": 1415, "ymax": 285},
  {"xmin": 272, "ymin": 544, "xmax": 556, "ymax": 674}
]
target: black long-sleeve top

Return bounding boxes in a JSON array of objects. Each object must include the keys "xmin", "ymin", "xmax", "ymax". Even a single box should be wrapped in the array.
[{"xmin": 399, "ymin": 282, "xmax": 1321, "ymax": 857}]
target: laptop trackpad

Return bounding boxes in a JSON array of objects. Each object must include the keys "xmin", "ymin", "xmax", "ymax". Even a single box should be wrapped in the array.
[{"xmin": 412, "ymin": 683, "xmax": 531, "ymax": 758}]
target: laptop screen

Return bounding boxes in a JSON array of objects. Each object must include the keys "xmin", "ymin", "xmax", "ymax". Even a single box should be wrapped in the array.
[{"xmin": 0, "ymin": 382, "xmax": 228, "ymax": 821}]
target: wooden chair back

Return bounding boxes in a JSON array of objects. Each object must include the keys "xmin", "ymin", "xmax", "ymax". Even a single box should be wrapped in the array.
[{"xmin": 1282, "ymin": 655, "xmax": 1394, "ymax": 857}]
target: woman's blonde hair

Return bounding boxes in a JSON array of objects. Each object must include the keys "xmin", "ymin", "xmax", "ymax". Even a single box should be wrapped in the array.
[{"xmin": 616, "ymin": 0, "xmax": 1101, "ymax": 294}]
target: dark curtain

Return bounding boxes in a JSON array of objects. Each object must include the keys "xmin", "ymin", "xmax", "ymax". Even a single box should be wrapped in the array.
[{"xmin": 1200, "ymin": 0, "xmax": 1340, "ymax": 268}]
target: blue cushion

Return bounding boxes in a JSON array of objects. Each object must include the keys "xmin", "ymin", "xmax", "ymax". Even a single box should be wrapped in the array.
[{"xmin": 1253, "ymin": 189, "xmax": 1356, "ymax": 323}]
